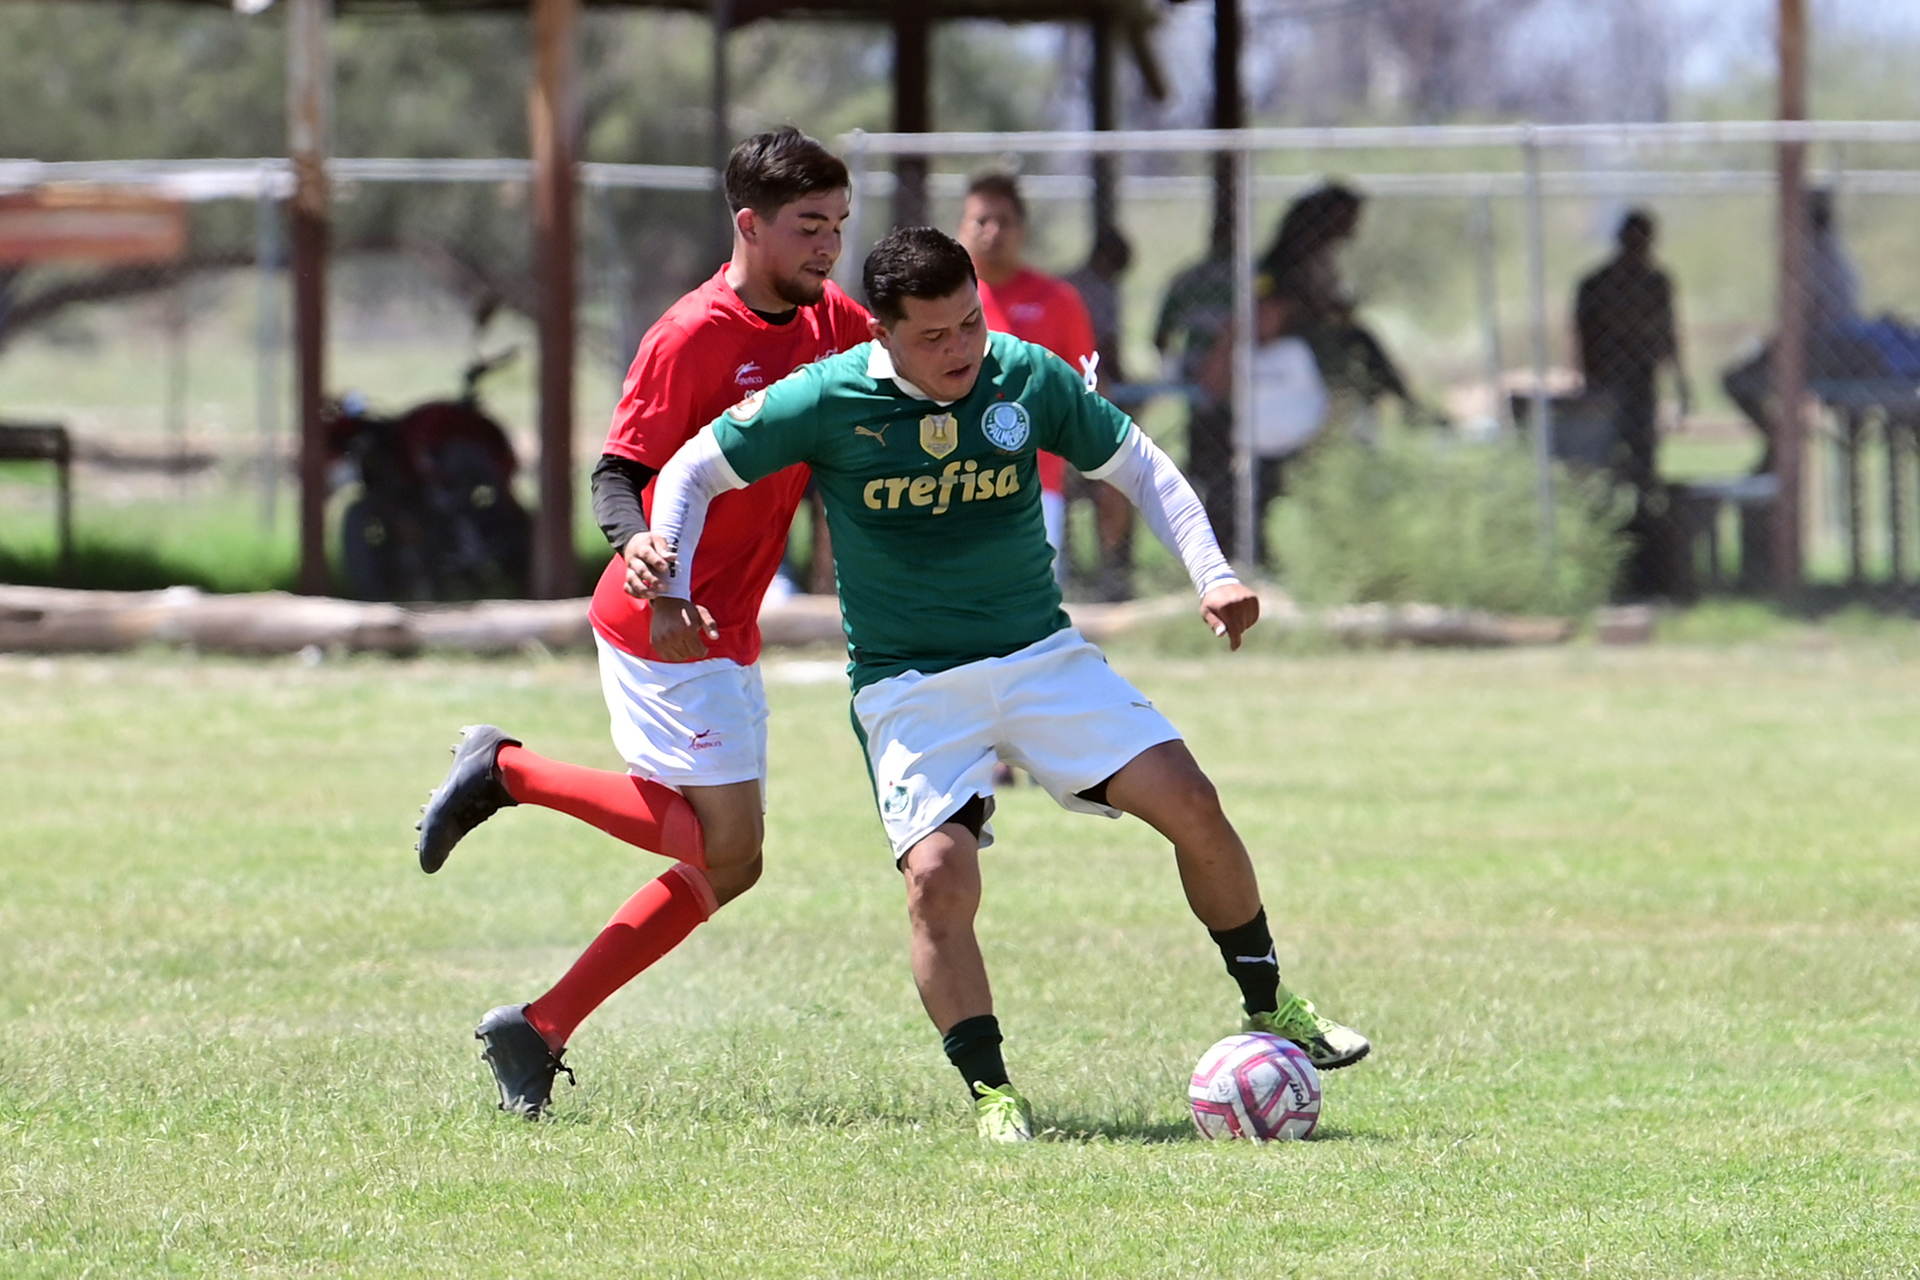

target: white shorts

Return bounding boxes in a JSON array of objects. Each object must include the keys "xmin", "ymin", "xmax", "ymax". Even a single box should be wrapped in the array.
[
  {"xmin": 595, "ymin": 632, "xmax": 769, "ymax": 792},
  {"xmin": 851, "ymin": 628, "xmax": 1181, "ymax": 860}
]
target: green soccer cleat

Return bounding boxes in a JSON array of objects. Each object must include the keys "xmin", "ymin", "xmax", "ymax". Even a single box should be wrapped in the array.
[
  {"xmin": 973, "ymin": 1082, "xmax": 1035, "ymax": 1143},
  {"xmin": 1245, "ymin": 994, "xmax": 1371, "ymax": 1070}
]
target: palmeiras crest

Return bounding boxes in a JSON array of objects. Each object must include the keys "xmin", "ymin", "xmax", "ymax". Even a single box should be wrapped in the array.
[
  {"xmin": 919, "ymin": 412, "xmax": 958, "ymax": 459},
  {"xmin": 981, "ymin": 401, "xmax": 1031, "ymax": 452}
]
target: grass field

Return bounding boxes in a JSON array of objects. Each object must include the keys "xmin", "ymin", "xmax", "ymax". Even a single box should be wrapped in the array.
[{"xmin": 3, "ymin": 631, "xmax": 1918, "ymax": 1277}]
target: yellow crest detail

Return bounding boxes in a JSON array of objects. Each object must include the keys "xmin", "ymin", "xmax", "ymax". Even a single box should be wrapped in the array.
[{"xmin": 919, "ymin": 413, "xmax": 958, "ymax": 459}]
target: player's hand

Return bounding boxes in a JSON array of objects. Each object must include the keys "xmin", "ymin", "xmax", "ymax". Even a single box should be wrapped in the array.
[
  {"xmin": 650, "ymin": 596, "xmax": 718, "ymax": 661},
  {"xmin": 623, "ymin": 532, "xmax": 676, "ymax": 599},
  {"xmin": 1200, "ymin": 582, "xmax": 1260, "ymax": 652}
]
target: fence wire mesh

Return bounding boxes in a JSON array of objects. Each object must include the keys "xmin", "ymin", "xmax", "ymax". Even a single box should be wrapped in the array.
[{"xmin": 5, "ymin": 123, "xmax": 1920, "ymax": 603}]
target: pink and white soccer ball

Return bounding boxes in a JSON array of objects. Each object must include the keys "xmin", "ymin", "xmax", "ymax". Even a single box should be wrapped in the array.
[{"xmin": 1188, "ymin": 1032, "xmax": 1322, "ymax": 1141}]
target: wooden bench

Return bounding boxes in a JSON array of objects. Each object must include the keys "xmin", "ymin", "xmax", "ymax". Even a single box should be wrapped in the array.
[
  {"xmin": 0, "ymin": 421, "xmax": 75, "ymax": 581},
  {"xmin": 1810, "ymin": 377, "xmax": 1920, "ymax": 585},
  {"xmin": 1671, "ymin": 474, "xmax": 1778, "ymax": 591}
]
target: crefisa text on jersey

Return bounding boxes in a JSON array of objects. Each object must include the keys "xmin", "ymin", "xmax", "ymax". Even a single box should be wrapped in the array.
[{"xmin": 861, "ymin": 458, "xmax": 1022, "ymax": 514}]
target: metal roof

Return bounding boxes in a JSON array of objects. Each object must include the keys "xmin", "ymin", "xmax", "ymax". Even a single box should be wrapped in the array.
[{"xmin": 51, "ymin": 0, "xmax": 1184, "ymax": 24}]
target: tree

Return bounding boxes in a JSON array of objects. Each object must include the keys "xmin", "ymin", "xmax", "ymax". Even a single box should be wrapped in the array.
[{"xmin": 0, "ymin": 2, "xmax": 1058, "ymax": 350}]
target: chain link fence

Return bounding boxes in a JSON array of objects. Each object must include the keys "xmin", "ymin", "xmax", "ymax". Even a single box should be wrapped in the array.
[
  {"xmin": 6, "ymin": 123, "xmax": 1920, "ymax": 605},
  {"xmin": 841, "ymin": 122, "xmax": 1920, "ymax": 605}
]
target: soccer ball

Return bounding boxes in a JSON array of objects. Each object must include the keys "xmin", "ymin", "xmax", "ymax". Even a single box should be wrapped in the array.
[{"xmin": 1188, "ymin": 1033, "xmax": 1322, "ymax": 1141}]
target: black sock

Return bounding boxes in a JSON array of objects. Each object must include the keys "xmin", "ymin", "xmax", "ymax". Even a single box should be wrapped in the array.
[
  {"xmin": 942, "ymin": 1014, "xmax": 1010, "ymax": 1097},
  {"xmin": 1209, "ymin": 908, "xmax": 1281, "ymax": 1016}
]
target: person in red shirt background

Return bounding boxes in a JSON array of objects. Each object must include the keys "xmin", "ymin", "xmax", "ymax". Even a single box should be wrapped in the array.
[
  {"xmin": 413, "ymin": 127, "xmax": 871, "ymax": 1119},
  {"xmin": 955, "ymin": 171, "xmax": 1098, "ymax": 586}
]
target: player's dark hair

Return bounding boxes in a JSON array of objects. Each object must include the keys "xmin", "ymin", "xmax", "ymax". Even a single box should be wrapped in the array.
[
  {"xmin": 863, "ymin": 227, "xmax": 978, "ymax": 325},
  {"xmin": 965, "ymin": 170, "xmax": 1027, "ymax": 223},
  {"xmin": 724, "ymin": 126, "xmax": 849, "ymax": 218}
]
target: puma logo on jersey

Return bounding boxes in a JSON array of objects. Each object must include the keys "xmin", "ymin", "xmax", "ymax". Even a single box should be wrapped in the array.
[
  {"xmin": 853, "ymin": 424, "xmax": 890, "ymax": 447},
  {"xmin": 862, "ymin": 459, "xmax": 1020, "ymax": 514},
  {"xmin": 733, "ymin": 361, "xmax": 764, "ymax": 387}
]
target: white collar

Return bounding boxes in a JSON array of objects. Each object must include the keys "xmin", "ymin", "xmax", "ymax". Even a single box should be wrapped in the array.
[{"xmin": 866, "ymin": 342, "xmax": 957, "ymax": 407}]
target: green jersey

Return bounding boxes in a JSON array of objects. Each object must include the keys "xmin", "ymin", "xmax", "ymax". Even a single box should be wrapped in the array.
[{"xmin": 711, "ymin": 332, "xmax": 1133, "ymax": 690}]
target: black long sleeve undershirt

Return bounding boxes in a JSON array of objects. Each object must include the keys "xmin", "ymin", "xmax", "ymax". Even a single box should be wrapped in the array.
[{"xmin": 590, "ymin": 453, "xmax": 659, "ymax": 550}]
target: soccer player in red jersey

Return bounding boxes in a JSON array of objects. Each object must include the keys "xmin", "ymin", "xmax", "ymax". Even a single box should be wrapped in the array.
[
  {"xmin": 956, "ymin": 171, "xmax": 1100, "ymax": 581},
  {"xmin": 413, "ymin": 127, "xmax": 872, "ymax": 1118}
]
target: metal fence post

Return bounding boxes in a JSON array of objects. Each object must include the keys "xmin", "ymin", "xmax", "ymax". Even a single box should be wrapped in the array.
[
  {"xmin": 1470, "ymin": 189, "xmax": 1506, "ymax": 433},
  {"xmin": 1230, "ymin": 142, "xmax": 1256, "ymax": 571},
  {"xmin": 1522, "ymin": 128, "xmax": 1557, "ymax": 568},
  {"xmin": 254, "ymin": 174, "xmax": 283, "ymax": 531},
  {"xmin": 839, "ymin": 130, "xmax": 868, "ymax": 294}
]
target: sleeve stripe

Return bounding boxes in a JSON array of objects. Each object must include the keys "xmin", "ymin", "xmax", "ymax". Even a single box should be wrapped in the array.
[{"xmin": 1081, "ymin": 422, "xmax": 1141, "ymax": 482}]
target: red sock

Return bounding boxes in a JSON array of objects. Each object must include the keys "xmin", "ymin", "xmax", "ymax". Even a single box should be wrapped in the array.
[
  {"xmin": 496, "ymin": 744, "xmax": 705, "ymax": 868},
  {"xmin": 523, "ymin": 862, "xmax": 718, "ymax": 1051}
]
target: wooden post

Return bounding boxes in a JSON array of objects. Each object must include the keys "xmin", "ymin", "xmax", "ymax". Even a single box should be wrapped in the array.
[
  {"xmin": 892, "ymin": 1, "xmax": 930, "ymax": 229},
  {"xmin": 288, "ymin": 0, "xmax": 331, "ymax": 596},
  {"xmin": 530, "ymin": 0, "xmax": 579, "ymax": 599},
  {"xmin": 710, "ymin": 0, "xmax": 734, "ymax": 263},
  {"xmin": 1210, "ymin": 0, "xmax": 1243, "ymax": 255},
  {"xmin": 1090, "ymin": 13, "xmax": 1119, "ymax": 238},
  {"xmin": 1772, "ymin": 0, "xmax": 1808, "ymax": 595}
]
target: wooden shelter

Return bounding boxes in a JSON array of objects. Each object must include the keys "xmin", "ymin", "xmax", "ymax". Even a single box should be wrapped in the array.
[{"xmin": 45, "ymin": 0, "xmax": 1240, "ymax": 598}]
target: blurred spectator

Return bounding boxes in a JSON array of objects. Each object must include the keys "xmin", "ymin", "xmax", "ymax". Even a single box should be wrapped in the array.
[
  {"xmin": 1195, "ymin": 291, "xmax": 1330, "ymax": 570},
  {"xmin": 1064, "ymin": 224, "xmax": 1133, "ymax": 385},
  {"xmin": 1573, "ymin": 208, "xmax": 1690, "ymax": 599},
  {"xmin": 1256, "ymin": 183, "xmax": 1439, "ymax": 425},
  {"xmin": 1065, "ymin": 224, "xmax": 1138, "ymax": 600},
  {"xmin": 1722, "ymin": 188, "xmax": 1868, "ymax": 474},
  {"xmin": 1153, "ymin": 249, "xmax": 1237, "ymax": 551},
  {"xmin": 956, "ymin": 171, "xmax": 1097, "ymax": 585}
]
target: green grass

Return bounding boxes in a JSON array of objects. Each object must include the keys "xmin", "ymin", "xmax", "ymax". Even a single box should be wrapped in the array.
[{"xmin": 3, "ymin": 634, "xmax": 1918, "ymax": 1277}]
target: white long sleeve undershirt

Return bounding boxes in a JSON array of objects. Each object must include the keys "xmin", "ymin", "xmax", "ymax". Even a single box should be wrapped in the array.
[
  {"xmin": 649, "ymin": 420, "xmax": 1238, "ymax": 603},
  {"xmin": 647, "ymin": 426, "xmax": 747, "ymax": 597},
  {"xmin": 1084, "ymin": 423, "xmax": 1240, "ymax": 598}
]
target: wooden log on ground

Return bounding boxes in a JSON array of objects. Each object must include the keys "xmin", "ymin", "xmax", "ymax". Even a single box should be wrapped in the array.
[
  {"xmin": 1305, "ymin": 602, "xmax": 1575, "ymax": 647},
  {"xmin": 409, "ymin": 598, "xmax": 594, "ymax": 654},
  {"xmin": 755, "ymin": 592, "xmax": 845, "ymax": 648},
  {"xmin": 0, "ymin": 584, "xmax": 1577, "ymax": 656},
  {"xmin": 0, "ymin": 585, "xmax": 416, "ymax": 654}
]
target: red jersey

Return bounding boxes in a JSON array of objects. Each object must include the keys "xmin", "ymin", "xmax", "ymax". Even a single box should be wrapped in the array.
[
  {"xmin": 977, "ymin": 267, "xmax": 1098, "ymax": 494},
  {"xmin": 589, "ymin": 268, "xmax": 871, "ymax": 665}
]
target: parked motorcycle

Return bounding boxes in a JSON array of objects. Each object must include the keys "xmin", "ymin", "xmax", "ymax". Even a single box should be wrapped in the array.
[{"xmin": 326, "ymin": 348, "xmax": 532, "ymax": 602}]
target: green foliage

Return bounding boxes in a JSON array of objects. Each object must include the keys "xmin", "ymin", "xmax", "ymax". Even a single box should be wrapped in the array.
[
  {"xmin": 1278, "ymin": 421, "xmax": 1627, "ymax": 615},
  {"xmin": 0, "ymin": 5, "xmax": 285, "ymax": 161},
  {"xmin": 0, "ymin": 3, "xmax": 1063, "ymax": 345},
  {"xmin": 0, "ymin": 486, "xmax": 296, "ymax": 593},
  {"xmin": 4, "ymin": 645, "xmax": 1920, "ymax": 1276}
]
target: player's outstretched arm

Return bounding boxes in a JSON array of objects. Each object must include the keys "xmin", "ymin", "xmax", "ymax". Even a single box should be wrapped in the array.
[
  {"xmin": 1084, "ymin": 423, "xmax": 1256, "ymax": 649},
  {"xmin": 1199, "ymin": 582, "xmax": 1260, "ymax": 651},
  {"xmin": 643, "ymin": 424, "xmax": 749, "ymax": 611}
]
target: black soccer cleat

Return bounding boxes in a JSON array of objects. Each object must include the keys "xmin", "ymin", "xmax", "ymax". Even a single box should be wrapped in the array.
[
  {"xmin": 475, "ymin": 1003, "xmax": 575, "ymax": 1119},
  {"xmin": 416, "ymin": 724, "xmax": 521, "ymax": 874}
]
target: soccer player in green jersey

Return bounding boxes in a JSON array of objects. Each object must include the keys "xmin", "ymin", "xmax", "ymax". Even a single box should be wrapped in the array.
[{"xmin": 640, "ymin": 227, "xmax": 1369, "ymax": 1142}]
